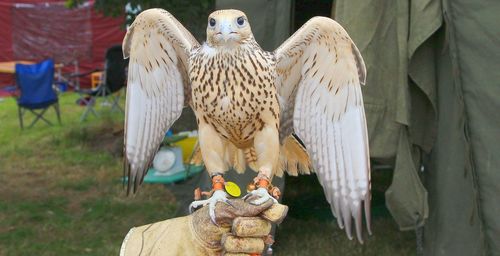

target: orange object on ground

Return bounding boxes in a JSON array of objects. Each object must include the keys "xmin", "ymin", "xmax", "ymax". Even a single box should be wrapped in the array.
[{"xmin": 91, "ymin": 71, "xmax": 103, "ymax": 89}]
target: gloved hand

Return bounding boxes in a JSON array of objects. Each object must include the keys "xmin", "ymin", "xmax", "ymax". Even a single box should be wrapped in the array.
[
  {"xmin": 120, "ymin": 199, "xmax": 288, "ymax": 256},
  {"xmin": 222, "ymin": 201, "xmax": 288, "ymax": 256}
]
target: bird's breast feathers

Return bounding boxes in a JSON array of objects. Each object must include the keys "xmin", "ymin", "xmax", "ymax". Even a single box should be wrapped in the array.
[{"xmin": 189, "ymin": 43, "xmax": 280, "ymax": 144}]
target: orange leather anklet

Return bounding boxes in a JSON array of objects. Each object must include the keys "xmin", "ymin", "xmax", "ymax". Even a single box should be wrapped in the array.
[
  {"xmin": 257, "ymin": 178, "xmax": 270, "ymax": 189},
  {"xmin": 212, "ymin": 175, "xmax": 225, "ymax": 191}
]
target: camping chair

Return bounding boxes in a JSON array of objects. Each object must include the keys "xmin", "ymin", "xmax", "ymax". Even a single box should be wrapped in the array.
[
  {"xmin": 73, "ymin": 45, "xmax": 127, "ymax": 121},
  {"xmin": 15, "ymin": 59, "xmax": 61, "ymax": 129}
]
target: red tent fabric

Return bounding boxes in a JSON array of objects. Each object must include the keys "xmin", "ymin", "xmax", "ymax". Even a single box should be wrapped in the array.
[{"xmin": 0, "ymin": 1, "xmax": 125, "ymax": 88}]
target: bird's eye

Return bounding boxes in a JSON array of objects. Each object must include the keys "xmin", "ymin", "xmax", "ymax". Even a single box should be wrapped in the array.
[
  {"xmin": 237, "ymin": 16, "xmax": 245, "ymax": 26},
  {"xmin": 209, "ymin": 18, "xmax": 216, "ymax": 27}
]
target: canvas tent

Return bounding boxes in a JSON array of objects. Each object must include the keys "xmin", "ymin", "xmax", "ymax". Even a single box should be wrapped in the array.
[
  {"xmin": 0, "ymin": 1, "xmax": 125, "ymax": 88},
  {"xmin": 334, "ymin": 0, "xmax": 500, "ymax": 255}
]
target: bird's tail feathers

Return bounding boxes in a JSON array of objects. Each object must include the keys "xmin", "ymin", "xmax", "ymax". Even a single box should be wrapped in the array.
[
  {"xmin": 276, "ymin": 135, "xmax": 312, "ymax": 177},
  {"xmin": 190, "ymin": 136, "xmax": 312, "ymax": 177}
]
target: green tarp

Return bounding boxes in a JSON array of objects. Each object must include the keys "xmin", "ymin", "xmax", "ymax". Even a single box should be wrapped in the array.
[
  {"xmin": 334, "ymin": 0, "xmax": 500, "ymax": 255},
  {"xmin": 216, "ymin": 0, "xmax": 292, "ymax": 51}
]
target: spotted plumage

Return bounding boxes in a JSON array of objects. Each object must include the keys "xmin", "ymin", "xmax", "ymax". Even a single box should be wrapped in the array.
[
  {"xmin": 189, "ymin": 41, "xmax": 278, "ymax": 148},
  {"xmin": 123, "ymin": 8, "xmax": 371, "ymax": 243}
]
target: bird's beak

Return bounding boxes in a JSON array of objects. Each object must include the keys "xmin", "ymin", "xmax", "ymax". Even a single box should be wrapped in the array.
[{"xmin": 219, "ymin": 20, "xmax": 233, "ymax": 42}]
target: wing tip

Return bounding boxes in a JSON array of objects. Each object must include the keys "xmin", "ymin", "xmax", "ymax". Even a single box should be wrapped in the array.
[
  {"xmin": 124, "ymin": 154, "xmax": 155, "ymax": 195},
  {"xmin": 123, "ymin": 158, "xmax": 133, "ymax": 196},
  {"xmin": 123, "ymin": 157, "xmax": 142, "ymax": 195},
  {"xmin": 365, "ymin": 190, "xmax": 373, "ymax": 236},
  {"xmin": 334, "ymin": 194, "xmax": 372, "ymax": 243}
]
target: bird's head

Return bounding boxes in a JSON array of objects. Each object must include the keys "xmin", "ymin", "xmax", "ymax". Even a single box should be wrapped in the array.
[{"xmin": 206, "ymin": 9, "xmax": 253, "ymax": 47}]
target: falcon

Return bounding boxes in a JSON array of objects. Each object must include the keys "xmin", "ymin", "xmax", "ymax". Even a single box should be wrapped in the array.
[{"xmin": 123, "ymin": 9, "xmax": 371, "ymax": 242}]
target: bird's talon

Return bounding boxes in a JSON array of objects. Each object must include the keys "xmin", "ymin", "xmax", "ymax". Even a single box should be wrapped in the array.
[
  {"xmin": 209, "ymin": 201, "xmax": 217, "ymax": 225},
  {"xmin": 189, "ymin": 189, "xmax": 229, "ymax": 225},
  {"xmin": 189, "ymin": 199, "xmax": 208, "ymax": 213},
  {"xmin": 245, "ymin": 187, "xmax": 277, "ymax": 205}
]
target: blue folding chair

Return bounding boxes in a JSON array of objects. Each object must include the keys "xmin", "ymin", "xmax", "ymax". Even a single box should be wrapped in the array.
[{"xmin": 15, "ymin": 59, "xmax": 61, "ymax": 129}]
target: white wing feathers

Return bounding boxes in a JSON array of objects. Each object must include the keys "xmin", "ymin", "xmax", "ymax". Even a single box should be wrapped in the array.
[
  {"xmin": 123, "ymin": 9, "xmax": 199, "ymax": 193},
  {"xmin": 275, "ymin": 17, "xmax": 371, "ymax": 242}
]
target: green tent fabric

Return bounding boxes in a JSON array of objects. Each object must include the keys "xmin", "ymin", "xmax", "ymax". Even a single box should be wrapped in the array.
[
  {"xmin": 334, "ymin": 0, "xmax": 438, "ymax": 231},
  {"xmin": 216, "ymin": 0, "xmax": 293, "ymax": 51},
  {"xmin": 425, "ymin": 1, "xmax": 500, "ymax": 255},
  {"xmin": 334, "ymin": 0, "xmax": 500, "ymax": 255}
]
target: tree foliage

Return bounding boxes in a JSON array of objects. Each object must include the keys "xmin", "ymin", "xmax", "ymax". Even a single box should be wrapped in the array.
[{"xmin": 66, "ymin": 0, "xmax": 214, "ymax": 40}]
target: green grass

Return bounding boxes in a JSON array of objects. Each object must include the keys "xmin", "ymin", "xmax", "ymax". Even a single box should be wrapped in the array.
[
  {"xmin": 0, "ymin": 93, "xmax": 415, "ymax": 255},
  {"xmin": 0, "ymin": 93, "xmax": 175, "ymax": 256},
  {"xmin": 276, "ymin": 174, "xmax": 415, "ymax": 255}
]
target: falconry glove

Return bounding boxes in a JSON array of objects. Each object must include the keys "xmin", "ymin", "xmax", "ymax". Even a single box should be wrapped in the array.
[{"xmin": 120, "ymin": 199, "xmax": 288, "ymax": 256}]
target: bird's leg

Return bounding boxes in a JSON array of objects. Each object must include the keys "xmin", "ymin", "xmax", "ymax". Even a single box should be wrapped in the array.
[
  {"xmin": 189, "ymin": 121, "xmax": 232, "ymax": 223},
  {"xmin": 189, "ymin": 173, "xmax": 233, "ymax": 224},
  {"xmin": 244, "ymin": 124, "xmax": 280, "ymax": 205},
  {"xmin": 244, "ymin": 172, "xmax": 279, "ymax": 205}
]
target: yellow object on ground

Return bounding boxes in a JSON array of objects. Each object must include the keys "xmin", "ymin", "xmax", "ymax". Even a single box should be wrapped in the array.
[{"xmin": 173, "ymin": 135, "xmax": 198, "ymax": 163}]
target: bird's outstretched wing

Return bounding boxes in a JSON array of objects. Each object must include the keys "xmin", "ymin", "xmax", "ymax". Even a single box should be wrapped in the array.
[
  {"xmin": 274, "ymin": 17, "xmax": 371, "ymax": 242},
  {"xmin": 123, "ymin": 8, "xmax": 199, "ymax": 193}
]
